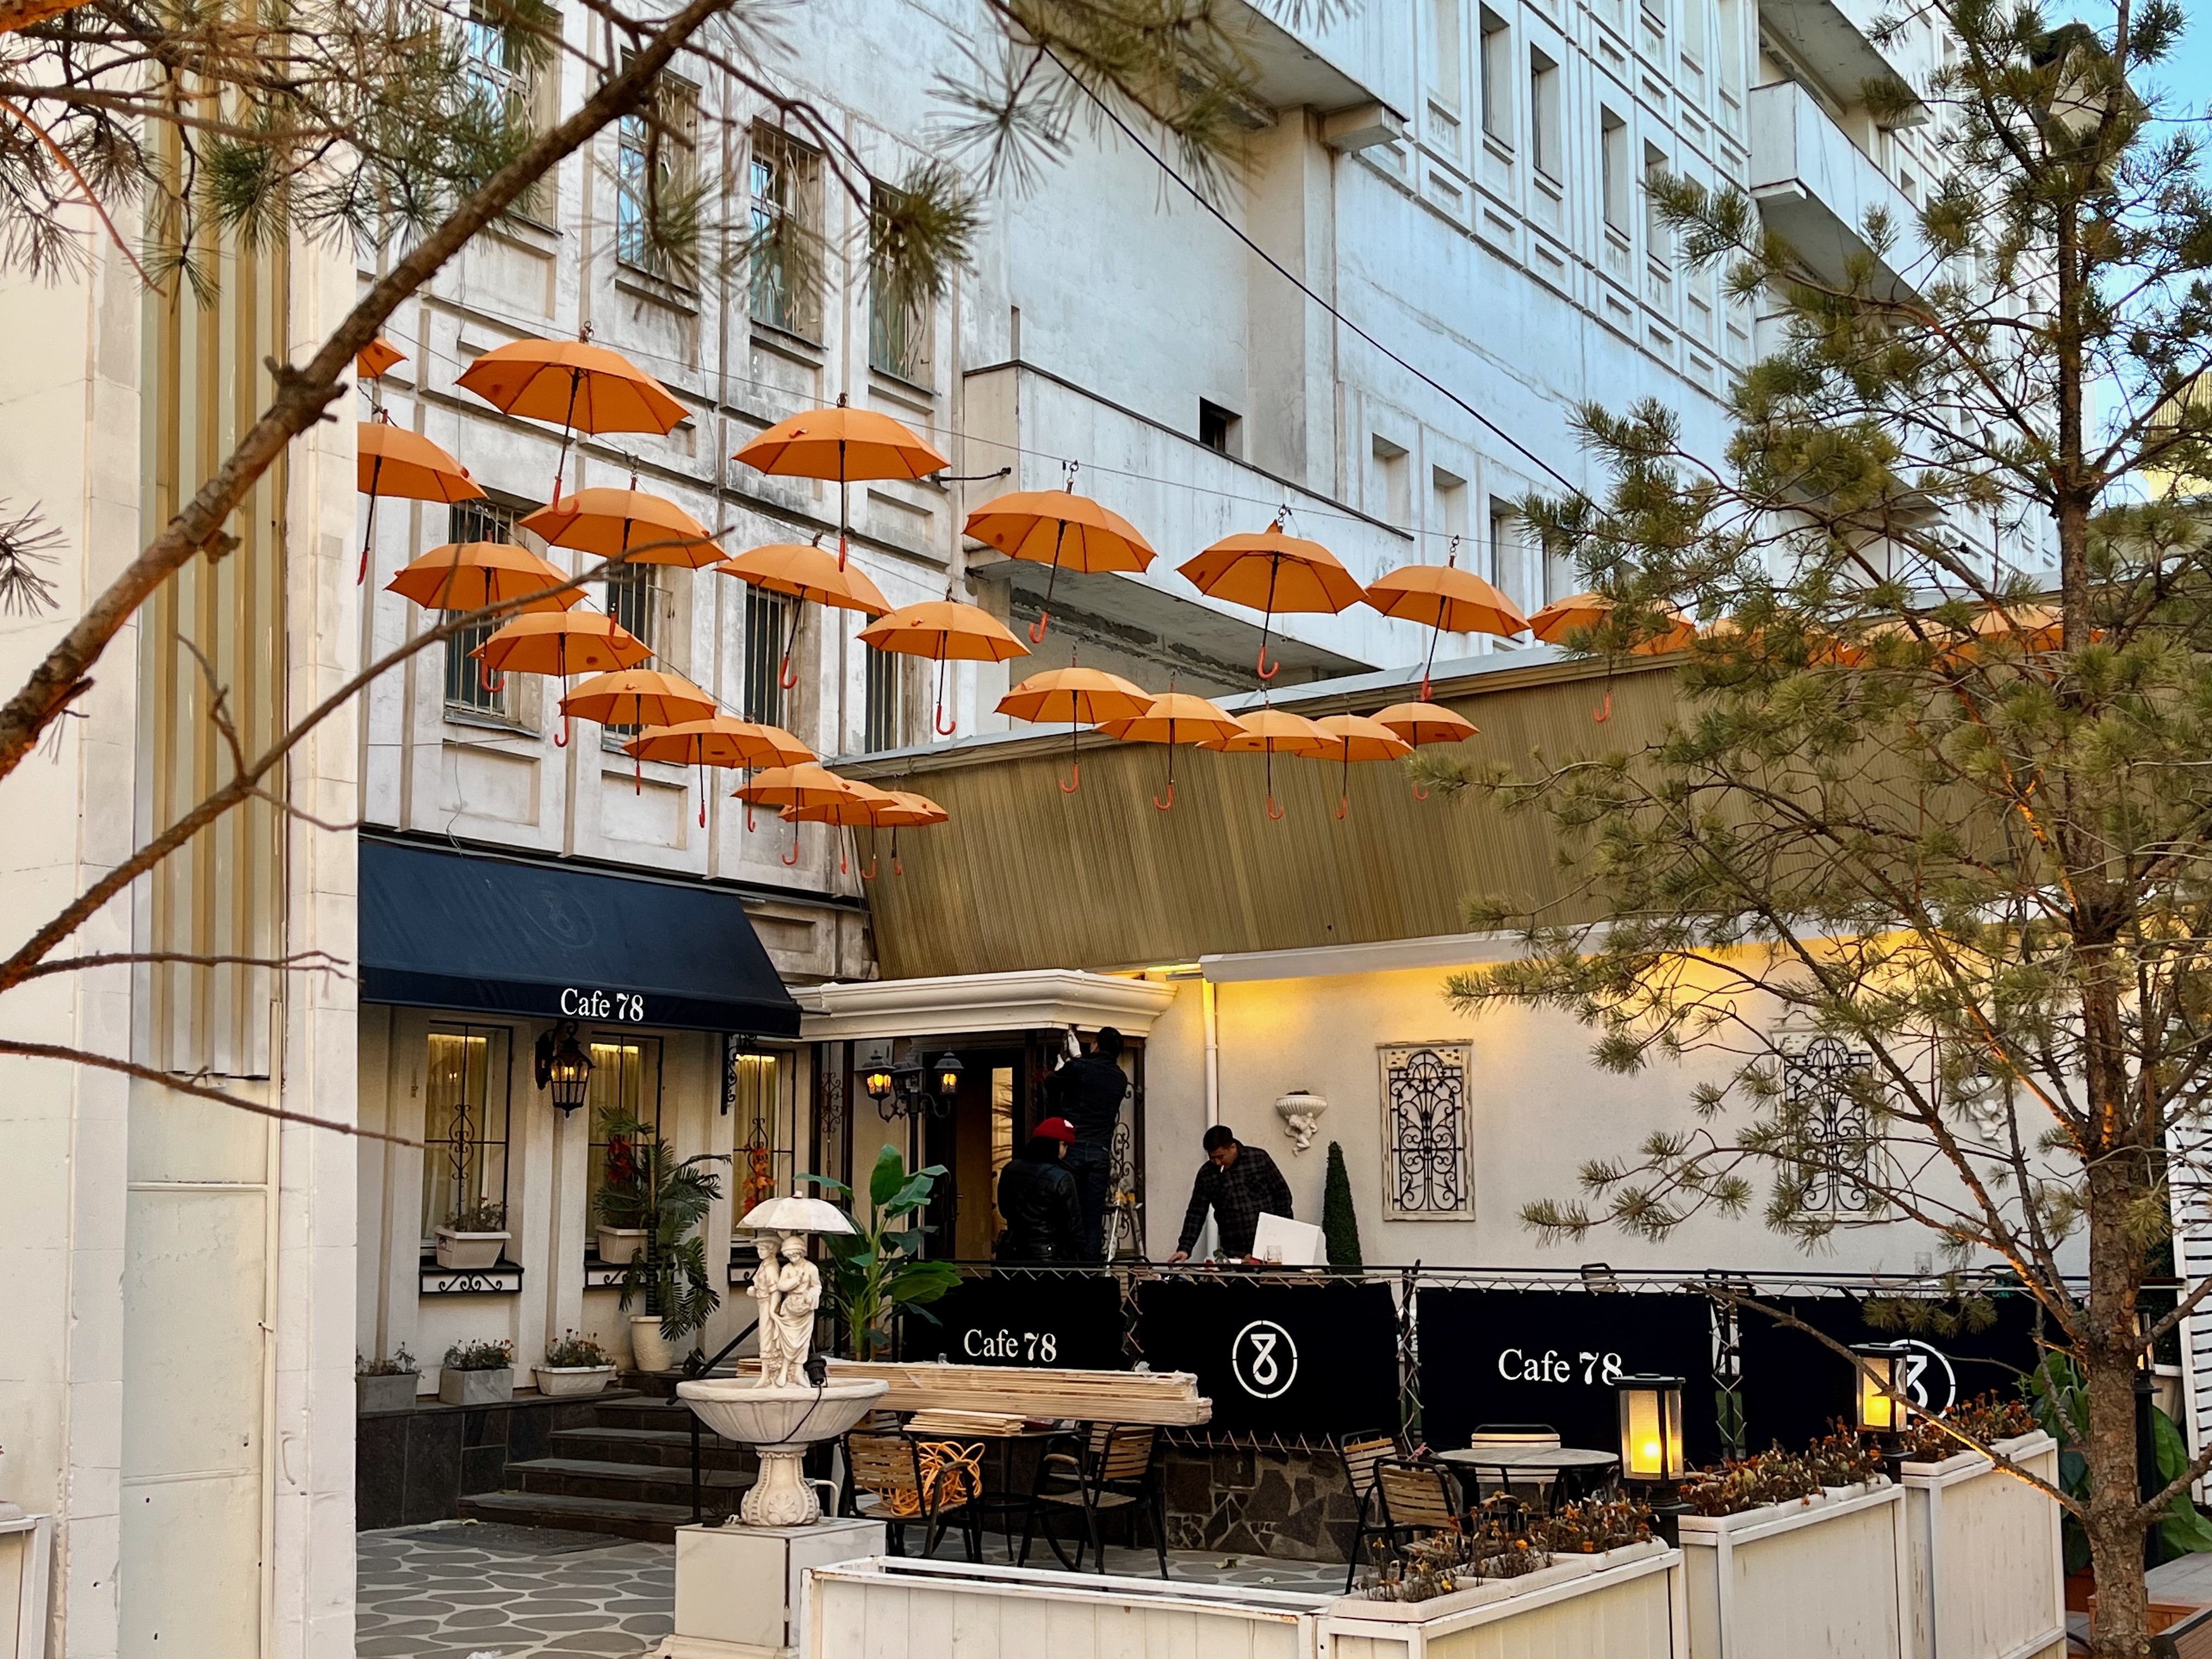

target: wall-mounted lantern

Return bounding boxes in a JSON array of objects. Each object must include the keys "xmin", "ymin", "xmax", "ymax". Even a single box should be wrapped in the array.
[{"xmin": 534, "ymin": 1020, "xmax": 594, "ymax": 1115}]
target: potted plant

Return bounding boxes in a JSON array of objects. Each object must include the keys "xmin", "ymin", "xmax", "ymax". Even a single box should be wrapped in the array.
[
  {"xmin": 592, "ymin": 1108, "xmax": 726, "ymax": 1373},
  {"xmin": 356, "ymin": 1344, "xmax": 420, "ymax": 1413},
  {"xmin": 438, "ymin": 1337, "xmax": 515, "ymax": 1406},
  {"xmin": 534, "ymin": 1330, "xmax": 617, "ymax": 1397},
  {"xmin": 818, "ymin": 1149, "xmax": 963, "ymax": 1359},
  {"xmin": 434, "ymin": 1197, "xmax": 510, "ymax": 1270}
]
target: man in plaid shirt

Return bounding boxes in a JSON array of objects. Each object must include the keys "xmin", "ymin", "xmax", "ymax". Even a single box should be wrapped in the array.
[{"xmin": 1168, "ymin": 1124, "xmax": 1294, "ymax": 1261}]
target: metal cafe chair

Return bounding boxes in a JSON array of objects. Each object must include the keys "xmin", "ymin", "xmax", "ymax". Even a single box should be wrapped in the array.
[
  {"xmin": 1464, "ymin": 1423, "xmax": 1564, "ymax": 1514},
  {"xmin": 1018, "ymin": 1424, "xmax": 1169, "ymax": 1578},
  {"xmin": 840, "ymin": 1428, "xmax": 984, "ymax": 1561},
  {"xmin": 1336, "ymin": 1431, "xmax": 1409, "ymax": 1592}
]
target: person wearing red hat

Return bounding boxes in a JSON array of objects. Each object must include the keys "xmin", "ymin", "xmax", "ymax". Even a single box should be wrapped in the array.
[{"xmin": 994, "ymin": 1116, "xmax": 1084, "ymax": 1264}]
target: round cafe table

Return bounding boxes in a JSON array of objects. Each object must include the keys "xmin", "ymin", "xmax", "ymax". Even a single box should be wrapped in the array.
[{"xmin": 1435, "ymin": 1444, "xmax": 1622, "ymax": 1510}]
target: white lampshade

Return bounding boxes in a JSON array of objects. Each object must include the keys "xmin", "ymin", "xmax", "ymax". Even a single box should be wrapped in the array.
[{"xmin": 737, "ymin": 1195, "xmax": 856, "ymax": 1235}]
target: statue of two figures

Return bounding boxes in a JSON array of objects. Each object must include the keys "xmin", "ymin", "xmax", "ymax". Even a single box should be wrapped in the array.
[{"xmin": 747, "ymin": 1232, "xmax": 822, "ymax": 1390}]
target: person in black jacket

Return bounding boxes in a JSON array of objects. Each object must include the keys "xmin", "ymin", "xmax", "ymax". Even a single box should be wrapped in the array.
[
  {"xmin": 1046, "ymin": 1026, "xmax": 1130, "ymax": 1260},
  {"xmin": 994, "ymin": 1116, "xmax": 1085, "ymax": 1264}
]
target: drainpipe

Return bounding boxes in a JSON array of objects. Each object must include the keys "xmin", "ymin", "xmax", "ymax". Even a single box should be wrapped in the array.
[{"xmin": 1202, "ymin": 977, "xmax": 1221, "ymax": 1128}]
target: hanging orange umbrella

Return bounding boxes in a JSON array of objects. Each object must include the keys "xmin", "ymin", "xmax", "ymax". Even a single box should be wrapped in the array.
[
  {"xmin": 1098, "ymin": 690, "xmax": 1243, "ymax": 811},
  {"xmin": 475, "ymin": 611, "xmax": 647, "ymax": 747},
  {"xmin": 1310, "ymin": 713, "xmax": 1412, "ymax": 820},
  {"xmin": 355, "ymin": 419, "xmax": 486, "ymax": 584},
  {"xmin": 735, "ymin": 762, "xmax": 872, "ymax": 868},
  {"xmin": 1529, "ymin": 591, "xmax": 1613, "ymax": 645},
  {"xmin": 560, "ymin": 669, "xmax": 717, "ymax": 791},
  {"xmin": 1364, "ymin": 557, "xmax": 1531, "ymax": 698},
  {"xmin": 996, "ymin": 666, "xmax": 1152, "ymax": 794},
  {"xmin": 1967, "ymin": 603, "xmax": 2066, "ymax": 654},
  {"xmin": 624, "ymin": 716, "xmax": 815, "ymax": 830},
  {"xmin": 1374, "ymin": 702, "xmax": 1479, "ymax": 746},
  {"xmin": 520, "ymin": 488, "xmax": 723, "ymax": 569},
  {"xmin": 716, "ymin": 542, "xmax": 893, "ymax": 703},
  {"xmin": 877, "ymin": 790, "xmax": 947, "ymax": 826},
  {"xmin": 1630, "ymin": 609, "xmax": 1699, "ymax": 656},
  {"xmin": 1214, "ymin": 706, "xmax": 1331, "ymax": 820},
  {"xmin": 733, "ymin": 395, "xmax": 949, "ymax": 569},
  {"xmin": 1178, "ymin": 521, "xmax": 1364, "ymax": 680},
  {"xmin": 387, "ymin": 541, "xmax": 577, "ymax": 613},
  {"xmin": 783, "ymin": 778, "xmax": 899, "ymax": 824},
  {"xmin": 357, "ymin": 337, "xmax": 406, "ymax": 381},
  {"xmin": 859, "ymin": 599, "xmax": 1030, "ymax": 737},
  {"xmin": 963, "ymin": 476, "xmax": 1156, "ymax": 643},
  {"xmin": 458, "ymin": 335, "xmax": 689, "ymax": 500}
]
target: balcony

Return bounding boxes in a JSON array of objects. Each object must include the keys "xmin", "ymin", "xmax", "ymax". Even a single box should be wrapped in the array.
[
  {"xmin": 1758, "ymin": 0, "xmax": 1927, "ymax": 123},
  {"xmin": 1748, "ymin": 80, "xmax": 1928, "ymax": 303}
]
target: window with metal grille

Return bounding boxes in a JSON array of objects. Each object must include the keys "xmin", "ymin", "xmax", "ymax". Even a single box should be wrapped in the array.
[
  {"xmin": 420, "ymin": 1026, "xmax": 511, "ymax": 1243},
  {"xmin": 617, "ymin": 72, "xmax": 699, "ymax": 278},
  {"xmin": 863, "ymin": 647, "xmax": 905, "ymax": 752},
  {"xmin": 600, "ymin": 560, "xmax": 658, "ymax": 738},
  {"xmin": 749, "ymin": 127, "xmax": 821, "ymax": 337},
  {"xmin": 1784, "ymin": 1036, "xmax": 1877, "ymax": 1216},
  {"xmin": 462, "ymin": 1, "xmax": 555, "ymax": 222},
  {"xmin": 868, "ymin": 182, "xmax": 932, "ymax": 384},
  {"xmin": 743, "ymin": 585, "xmax": 790, "ymax": 728},
  {"xmin": 444, "ymin": 498, "xmax": 526, "ymax": 718},
  {"xmin": 586, "ymin": 1036, "xmax": 663, "ymax": 1237}
]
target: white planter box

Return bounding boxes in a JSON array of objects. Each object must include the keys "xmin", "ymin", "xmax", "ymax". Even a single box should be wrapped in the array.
[
  {"xmin": 598, "ymin": 1227, "xmax": 647, "ymax": 1265},
  {"xmin": 438, "ymin": 1366, "xmax": 514, "ymax": 1406},
  {"xmin": 356, "ymin": 1372, "xmax": 420, "ymax": 1413},
  {"xmin": 1321, "ymin": 1539, "xmax": 1685, "ymax": 1657},
  {"xmin": 1899, "ymin": 1430, "xmax": 2066, "ymax": 1659},
  {"xmin": 1680, "ymin": 1481, "xmax": 1909, "ymax": 1659},
  {"xmin": 534, "ymin": 1364, "xmax": 617, "ymax": 1398},
  {"xmin": 434, "ymin": 1228, "xmax": 509, "ymax": 1270}
]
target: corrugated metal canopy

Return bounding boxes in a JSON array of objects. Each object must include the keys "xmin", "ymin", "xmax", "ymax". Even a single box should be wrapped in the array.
[{"xmin": 840, "ymin": 653, "xmax": 1679, "ymax": 979}]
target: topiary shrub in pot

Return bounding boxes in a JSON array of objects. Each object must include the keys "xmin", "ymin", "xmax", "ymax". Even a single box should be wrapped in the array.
[{"xmin": 438, "ymin": 1337, "xmax": 515, "ymax": 1406}]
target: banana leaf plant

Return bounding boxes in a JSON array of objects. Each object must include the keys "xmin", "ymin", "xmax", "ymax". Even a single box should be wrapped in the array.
[
  {"xmin": 811, "ymin": 1148, "xmax": 963, "ymax": 1359},
  {"xmin": 593, "ymin": 1107, "xmax": 727, "ymax": 1343}
]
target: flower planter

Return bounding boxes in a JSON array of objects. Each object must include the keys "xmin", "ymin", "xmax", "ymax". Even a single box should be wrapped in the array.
[
  {"xmin": 437, "ymin": 1365, "xmax": 514, "ymax": 1406},
  {"xmin": 597, "ymin": 1227, "xmax": 647, "ymax": 1265},
  {"xmin": 534, "ymin": 1364, "xmax": 618, "ymax": 1398},
  {"xmin": 356, "ymin": 1372, "xmax": 420, "ymax": 1413},
  {"xmin": 1322, "ymin": 1539, "xmax": 1683, "ymax": 1654},
  {"xmin": 1898, "ymin": 1430, "xmax": 2064, "ymax": 1659},
  {"xmin": 434, "ymin": 1228, "xmax": 510, "ymax": 1270},
  {"xmin": 1679, "ymin": 1481, "xmax": 1909, "ymax": 1659},
  {"xmin": 629, "ymin": 1314, "xmax": 674, "ymax": 1374}
]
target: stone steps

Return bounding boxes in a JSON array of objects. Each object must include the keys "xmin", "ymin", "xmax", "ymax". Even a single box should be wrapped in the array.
[
  {"xmin": 456, "ymin": 1488, "xmax": 698, "ymax": 1543},
  {"xmin": 549, "ymin": 1424, "xmax": 755, "ymax": 1472},
  {"xmin": 510, "ymin": 1454, "xmax": 753, "ymax": 1509}
]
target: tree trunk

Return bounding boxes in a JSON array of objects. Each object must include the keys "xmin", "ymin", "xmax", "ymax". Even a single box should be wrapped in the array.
[{"xmin": 2084, "ymin": 1152, "xmax": 2155, "ymax": 1658}]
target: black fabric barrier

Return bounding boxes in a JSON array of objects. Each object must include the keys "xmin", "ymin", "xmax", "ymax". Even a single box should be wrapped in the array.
[
  {"xmin": 1135, "ymin": 1277, "xmax": 1401, "ymax": 1436},
  {"xmin": 1417, "ymin": 1289, "xmax": 1723, "ymax": 1466},
  {"xmin": 901, "ymin": 1273, "xmax": 1127, "ymax": 1371},
  {"xmin": 1736, "ymin": 1291, "xmax": 2046, "ymax": 1454}
]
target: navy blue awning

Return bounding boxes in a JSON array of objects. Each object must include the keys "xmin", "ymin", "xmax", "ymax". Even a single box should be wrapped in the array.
[{"xmin": 359, "ymin": 838, "xmax": 802, "ymax": 1036}]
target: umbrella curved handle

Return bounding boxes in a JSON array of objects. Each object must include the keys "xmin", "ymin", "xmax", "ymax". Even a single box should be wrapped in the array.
[
  {"xmin": 1029, "ymin": 612, "xmax": 1051, "ymax": 645},
  {"xmin": 781, "ymin": 828, "xmax": 800, "ymax": 867},
  {"xmin": 357, "ymin": 542, "xmax": 370, "ymax": 586},
  {"xmin": 745, "ymin": 801, "xmax": 757, "ymax": 834},
  {"xmin": 1060, "ymin": 760, "xmax": 1080, "ymax": 794},
  {"xmin": 1593, "ymin": 689, "xmax": 1612, "ymax": 723},
  {"xmin": 1266, "ymin": 794, "xmax": 1284, "ymax": 822},
  {"xmin": 934, "ymin": 701, "xmax": 957, "ymax": 737},
  {"xmin": 778, "ymin": 651, "xmax": 799, "ymax": 691},
  {"xmin": 1153, "ymin": 782, "xmax": 1175, "ymax": 811},
  {"xmin": 1336, "ymin": 794, "xmax": 1348, "ymax": 821},
  {"xmin": 1420, "ymin": 674, "xmax": 1433, "ymax": 702},
  {"xmin": 1412, "ymin": 781, "xmax": 1430, "ymax": 802},
  {"xmin": 893, "ymin": 853, "xmax": 904, "ymax": 877},
  {"xmin": 556, "ymin": 713, "xmax": 572, "ymax": 748},
  {"xmin": 1256, "ymin": 643, "xmax": 1280, "ymax": 681},
  {"xmin": 478, "ymin": 659, "xmax": 505, "ymax": 696}
]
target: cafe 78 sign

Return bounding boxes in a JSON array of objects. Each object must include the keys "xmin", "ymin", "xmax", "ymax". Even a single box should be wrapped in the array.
[{"xmin": 561, "ymin": 986, "xmax": 646, "ymax": 1022}]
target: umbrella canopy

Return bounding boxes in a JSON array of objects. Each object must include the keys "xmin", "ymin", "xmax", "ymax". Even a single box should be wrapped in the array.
[
  {"xmin": 1364, "ymin": 564, "xmax": 1530, "ymax": 637},
  {"xmin": 876, "ymin": 791, "xmax": 948, "ymax": 826},
  {"xmin": 782, "ymin": 778, "xmax": 900, "ymax": 825},
  {"xmin": 736, "ymin": 1194, "xmax": 855, "ymax": 1234},
  {"xmin": 1097, "ymin": 692, "xmax": 1244, "ymax": 746},
  {"xmin": 964, "ymin": 483, "xmax": 1155, "ymax": 642},
  {"xmin": 1528, "ymin": 591, "xmax": 1613, "ymax": 644},
  {"xmin": 859, "ymin": 601, "xmax": 1029, "ymax": 663},
  {"xmin": 714, "ymin": 543, "xmax": 891, "ymax": 615},
  {"xmin": 1312, "ymin": 713, "xmax": 1413, "ymax": 762},
  {"xmin": 520, "ymin": 489, "xmax": 723, "ymax": 569},
  {"xmin": 456, "ymin": 337, "xmax": 687, "ymax": 435},
  {"xmin": 735, "ymin": 763, "xmax": 868, "ymax": 809},
  {"xmin": 559, "ymin": 669, "xmax": 716, "ymax": 729},
  {"xmin": 1630, "ymin": 609, "xmax": 1699, "ymax": 656},
  {"xmin": 1215, "ymin": 708, "xmax": 1333, "ymax": 756},
  {"xmin": 996, "ymin": 667, "xmax": 1152, "ymax": 726},
  {"xmin": 387, "ymin": 542, "xmax": 578, "ymax": 612},
  {"xmin": 624, "ymin": 717, "xmax": 814, "ymax": 769},
  {"xmin": 1373, "ymin": 702, "xmax": 1479, "ymax": 746},
  {"xmin": 733, "ymin": 403, "xmax": 948, "ymax": 482},
  {"xmin": 1178, "ymin": 523, "xmax": 1363, "ymax": 679},
  {"xmin": 474, "ymin": 611, "xmax": 648, "ymax": 676},
  {"xmin": 357, "ymin": 424, "xmax": 484, "ymax": 503},
  {"xmin": 1968, "ymin": 603, "xmax": 2064, "ymax": 653},
  {"xmin": 356, "ymin": 337, "xmax": 405, "ymax": 380}
]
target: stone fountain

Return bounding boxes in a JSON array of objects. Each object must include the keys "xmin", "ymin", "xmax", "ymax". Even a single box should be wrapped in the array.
[{"xmin": 658, "ymin": 1194, "xmax": 889, "ymax": 1659}]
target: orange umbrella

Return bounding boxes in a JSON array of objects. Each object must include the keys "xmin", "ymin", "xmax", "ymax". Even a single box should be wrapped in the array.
[
  {"xmin": 1098, "ymin": 690, "xmax": 1243, "ymax": 812},
  {"xmin": 1630, "ymin": 609, "xmax": 1699, "ymax": 656},
  {"xmin": 1364, "ymin": 555, "xmax": 1531, "ymax": 698},
  {"xmin": 716, "ymin": 541, "xmax": 893, "ymax": 703},
  {"xmin": 624, "ymin": 716, "xmax": 814, "ymax": 830},
  {"xmin": 1374, "ymin": 702, "xmax": 1479, "ymax": 746},
  {"xmin": 520, "ymin": 488, "xmax": 723, "ymax": 569},
  {"xmin": 735, "ymin": 762, "xmax": 871, "ymax": 867},
  {"xmin": 356, "ymin": 337, "xmax": 405, "ymax": 381},
  {"xmin": 561, "ymin": 669, "xmax": 716, "ymax": 790},
  {"xmin": 1529, "ymin": 591, "xmax": 1613, "ymax": 645},
  {"xmin": 1968, "ymin": 603, "xmax": 2065, "ymax": 654},
  {"xmin": 387, "ymin": 541, "xmax": 577, "ymax": 613},
  {"xmin": 859, "ymin": 599, "xmax": 1030, "ymax": 737},
  {"xmin": 856, "ymin": 789, "xmax": 949, "ymax": 879},
  {"xmin": 733, "ymin": 394, "xmax": 949, "ymax": 569},
  {"xmin": 1311, "ymin": 713, "xmax": 1412, "ymax": 820},
  {"xmin": 355, "ymin": 418, "xmax": 485, "ymax": 584},
  {"xmin": 996, "ymin": 665, "xmax": 1152, "ymax": 794},
  {"xmin": 473, "ymin": 613, "xmax": 649, "ymax": 730},
  {"xmin": 783, "ymin": 778, "xmax": 898, "ymax": 825},
  {"xmin": 1178, "ymin": 521, "xmax": 1364, "ymax": 680},
  {"xmin": 1215, "ymin": 706, "xmax": 1331, "ymax": 820},
  {"xmin": 963, "ymin": 475, "xmax": 1156, "ymax": 643},
  {"xmin": 458, "ymin": 334, "xmax": 689, "ymax": 499}
]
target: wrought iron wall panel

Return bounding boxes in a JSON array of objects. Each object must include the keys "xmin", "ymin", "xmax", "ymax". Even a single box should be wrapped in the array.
[
  {"xmin": 1783, "ymin": 1035, "xmax": 1876, "ymax": 1216},
  {"xmin": 1379, "ymin": 1041, "xmax": 1474, "ymax": 1220}
]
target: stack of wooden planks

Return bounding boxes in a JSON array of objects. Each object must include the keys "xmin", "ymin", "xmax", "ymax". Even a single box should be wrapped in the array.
[
  {"xmin": 902, "ymin": 1409, "xmax": 1031, "ymax": 1437},
  {"xmin": 735, "ymin": 1358, "xmax": 1212, "ymax": 1425}
]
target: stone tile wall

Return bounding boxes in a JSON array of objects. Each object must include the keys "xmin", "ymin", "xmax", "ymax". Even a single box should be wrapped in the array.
[
  {"xmin": 1159, "ymin": 1444, "xmax": 1362, "ymax": 1565},
  {"xmin": 356, "ymin": 1395, "xmax": 608, "ymax": 1530}
]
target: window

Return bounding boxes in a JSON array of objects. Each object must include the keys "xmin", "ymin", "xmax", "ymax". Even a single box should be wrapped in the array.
[
  {"xmin": 868, "ymin": 181, "xmax": 932, "ymax": 385},
  {"xmin": 445, "ymin": 498, "xmax": 527, "ymax": 719},
  {"xmin": 1644, "ymin": 141, "xmax": 1672, "ymax": 262},
  {"xmin": 1198, "ymin": 399, "xmax": 1241, "ymax": 456},
  {"xmin": 585, "ymin": 1036, "xmax": 662, "ymax": 1231},
  {"xmin": 1783, "ymin": 1036, "xmax": 1875, "ymax": 1216},
  {"xmin": 600, "ymin": 561, "xmax": 658, "ymax": 738},
  {"xmin": 728, "ymin": 1043, "xmax": 792, "ymax": 1220},
  {"xmin": 989, "ymin": 1066, "xmax": 1015, "ymax": 1235},
  {"xmin": 420, "ymin": 1026, "xmax": 511, "ymax": 1244},
  {"xmin": 1601, "ymin": 108, "xmax": 1629, "ymax": 232},
  {"xmin": 1427, "ymin": 0, "xmax": 1463, "ymax": 110},
  {"xmin": 749, "ymin": 127, "xmax": 822, "ymax": 338},
  {"xmin": 1530, "ymin": 48, "xmax": 1562, "ymax": 179},
  {"xmin": 1489, "ymin": 498, "xmax": 1520, "ymax": 594},
  {"xmin": 743, "ymin": 585, "xmax": 791, "ymax": 728},
  {"xmin": 1373, "ymin": 435, "xmax": 1411, "ymax": 528},
  {"xmin": 1680, "ymin": 0, "xmax": 1707, "ymax": 68},
  {"xmin": 863, "ymin": 647, "xmax": 906, "ymax": 753},
  {"xmin": 1479, "ymin": 8, "xmax": 1510, "ymax": 140},
  {"xmin": 1380, "ymin": 1042, "xmax": 1475, "ymax": 1220},
  {"xmin": 617, "ymin": 72, "xmax": 699, "ymax": 278},
  {"xmin": 1432, "ymin": 466, "xmax": 1469, "ymax": 546},
  {"xmin": 462, "ymin": 1, "xmax": 554, "ymax": 221}
]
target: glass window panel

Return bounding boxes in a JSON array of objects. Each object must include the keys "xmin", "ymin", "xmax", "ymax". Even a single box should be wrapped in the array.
[{"xmin": 421, "ymin": 1026, "xmax": 510, "ymax": 1242}]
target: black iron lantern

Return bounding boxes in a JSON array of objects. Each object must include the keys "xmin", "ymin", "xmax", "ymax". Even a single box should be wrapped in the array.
[
  {"xmin": 534, "ymin": 1020, "xmax": 594, "ymax": 1115},
  {"xmin": 933, "ymin": 1051, "xmax": 965, "ymax": 1100},
  {"xmin": 862, "ymin": 1064, "xmax": 895, "ymax": 1104}
]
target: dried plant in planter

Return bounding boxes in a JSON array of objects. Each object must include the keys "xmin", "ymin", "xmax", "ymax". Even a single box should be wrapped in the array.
[
  {"xmin": 1805, "ymin": 1426, "xmax": 1889, "ymax": 1487},
  {"xmin": 1538, "ymin": 1495, "xmax": 1656, "ymax": 1554},
  {"xmin": 447, "ymin": 1199, "xmax": 509, "ymax": 1232},
  {"xmin": 442, "ymin": 1338, "xmax": 514, "ymax": 1372},
  {"xmin": 356, "ymin": 1344, "xmax": 417, "ymax": 1377},
  {"xmin": 1901, "ymin": 1392, "xmax": 2038, "ymax": 1462},
  {"xmin": 541, "ymin": 1331, "xmax": 610, "ymax": 1368}
]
